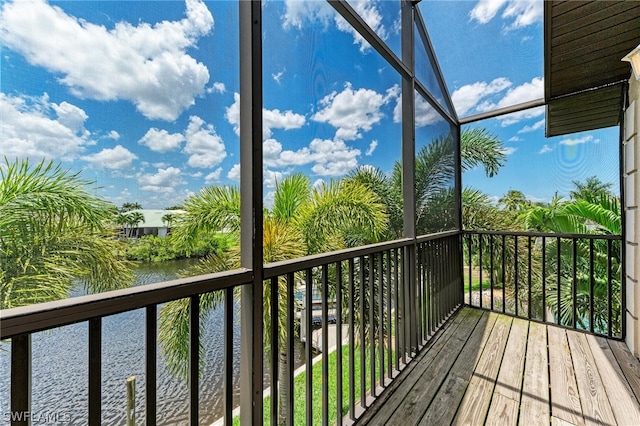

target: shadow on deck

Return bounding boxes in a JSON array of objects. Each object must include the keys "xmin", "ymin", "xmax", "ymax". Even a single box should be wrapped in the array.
[{"xmin": 358, "ymin": 307, "xmax": 640, "ymax": 425}]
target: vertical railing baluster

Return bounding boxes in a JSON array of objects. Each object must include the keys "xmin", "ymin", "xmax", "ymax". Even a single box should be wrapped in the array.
[
  {"xmin": 467, "ymin": 234, "xmax": 472, "ymax": 305},
  {"xmin": 146, "ymin": 305, "xmax": 157, "ymax": 426},
  {"xmin": 572, "ymin": 239, "xmax": 578, "ymax": 329},
  {"xmin": 348, "ymin": 258, "xmax": 355, "ymax": 420},
  {"xmin": 335, "ymin": 262, "xmax": 343, "ymax": 426},
  {"xmin": 607, "ymin": 240, "xmax": 613, "ymax": 337},
  {"xmin": 305, "ymin": 268, "xmax": 313, "ymax": 425},
  {"xmin": 589, "ymin": 239, "xmax": 595, "ymax": 333},
  {"xmin": 394, "ymin": 248, "xmax": 400, "ymax": 372},
  {"xmin": 189, "ymin": 295, "xmax": 199, "ymax": 426},
  {"xmin": 479, "ymin": 235, "xmax": 483, "ymax": 309},
  {"xmin": 321, "ymin": 265, "xmax": 329, "ymax": 426},
  {"xmin": 11, "ymin": 334, "xmax": 30, "ymax": 426},
  {"xmin": 270, "ymin": 277, "xmax": 279, "ymax": 426},
  {"xmin": 377, "ymin": 251, "xmax": 385, "ymax": 384},
  {"xmin": 528, "ymin": 236, "xmax": 532, "ymax": 319},
  {"xmin": 359, "ymin": 256, "xmax": 366, "ymax": 408},
  {"xmin": 286, "ymin": 273, "xmax": 295, "ymax": 425},
  {"xmin": 89, "ymin": 318, "xmax": 102, "ymax": 426},
  {"xmin": 426, "ymin": 241, "xmax": 432, "ymax": 336},
  {"xmin": 502, "ymin": 235, "xmax": 506, "ymax": 314},
  {"xmin": 226, "ymin": 290, "xmax": 236, "ymax": 426},
  {"xmin": 514, "ymin": 236, "xmax": 519, "ymax": 317},
  {"xmin": 369, "ymin": 255, "xmax": 376, "ymax": 398},
  {"xmin": 542, "ymin": 237, "xmax": 547, "ymax": 323},
  {"xmin": 385, "ymin": 249, "xmax": 392, "ymax": 381},
  {"xmin": 398, "ymin": 249, "xmax": 406, "ymax": 366},
  {"xmin": 490, "ymin": 235, "xmax": 494, "ymax": 311},
  {"xmin": 557, "ymin": 237, "xmax": 562, "ymax": 326}
]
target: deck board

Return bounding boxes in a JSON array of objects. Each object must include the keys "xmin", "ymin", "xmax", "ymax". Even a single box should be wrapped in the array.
[
  {"xmin": 518, "ymin": 321, "xmax": 550, "ymax": 425},
  {"xmin": 566, "ymin": 331, "xmax": 617, "ymax": 425},
  {"xmin": 453, "ymin": 314, "xmax": 512, "ymax": 425},
  {"xmin": 547, "ymin": 326, "xmax": 584, "ymax": 426},
  {"xmin": 417, "ymin": 313, "xmax": 499, "ymax": 425},
  {"xmin": 360, "ymin": 307, "xmax": 640, "ymax": 426}
]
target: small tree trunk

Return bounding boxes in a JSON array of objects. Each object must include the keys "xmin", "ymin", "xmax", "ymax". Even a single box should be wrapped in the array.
[
  {"xmin": 126, "ymin": 376, "xmax": 136, "ymax": 426},
  {"xmin": 277, "ymin": 350, "xmax": 288, "ymax": 425}
]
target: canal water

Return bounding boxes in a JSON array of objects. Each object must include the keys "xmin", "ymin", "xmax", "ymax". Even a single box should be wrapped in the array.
[{"xmin": 0, "ymin": 260, "xmax": 305, "ymax": 425}]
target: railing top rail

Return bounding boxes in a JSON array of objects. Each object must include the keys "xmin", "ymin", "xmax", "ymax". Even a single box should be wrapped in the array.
[
  {"xmin": 263, "ymin": 237, "xmax": 414, "ymax": 278},
  {"xmin": 1, "ymin": 268, "xmax": 253, "ymax": 339},
  {"xmin": 462, "ymin": 229, "xmax": 622, "ymax": 240},
  {"xmin": 415, "ymin": 230, "xmax": 461, "ymax": 243},
  {"xmin": 1, "ymin": 231, "xmax": 463, "ymax": 339}
]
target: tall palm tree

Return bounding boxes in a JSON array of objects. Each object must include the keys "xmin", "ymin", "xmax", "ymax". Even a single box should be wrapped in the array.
[
  {"xmin": 349, "ymin": 127, "xmax": 505, "ymax": 236},
  {"xmin": 569, "ymin": 176, "xmax": 614, "ymax": 202},
  {"xmin": 158, "ymin": 174, "xmax": 387, "ymax": 422},
  {"xmin": 125, "ymin": 211, "xmax": 145, "ymax": 238},
  {"xmin": 522, "ymin": 194, "xmax": 621, "ymax": 334},
  {"xmin": 498, "ymin": 190, "xmax": 529, "ymax": 212},
  {"xmin": 0, "ymin": 158, "xmax": 133, "ymax": 309}
]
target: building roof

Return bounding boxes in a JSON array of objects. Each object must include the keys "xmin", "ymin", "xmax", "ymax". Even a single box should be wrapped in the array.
[
  {"xmin": 544, "ymin": 0, "xmax": 640, "ymax": 136},
  {"xmin": 126, "ymin": 209, "xmax": 184, "ymax": 228}
]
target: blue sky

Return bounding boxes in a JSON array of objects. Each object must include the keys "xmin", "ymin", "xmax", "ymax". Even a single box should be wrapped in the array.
[{"xmin": 0, "ymin": 0, "xmax": 620, "ymax": 209}]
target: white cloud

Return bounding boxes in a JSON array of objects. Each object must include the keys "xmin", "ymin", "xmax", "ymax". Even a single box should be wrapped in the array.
[
  {"xmin": 282, "ymin": 0, "xmax": 333, "ymax": 30},
  {"xmin": 0, "ymin": 92, "xmax": 90, "ymax": 160},
  {"xmin": 204, "ymin": 167, "xmax": 222, "ymax": 184},
  {"xmin": 227, "ymin": 163, "xmax": 241, "ymax": 181},
  {"xmin": 207, "ymin": 82, "xmax": 226, "ymax": 94},
  {"xmin": 0, "ymin": 0, "xmax": 214, "ymax": 121},
  {"xmin": 335, "ymin": 1, "xmax": 387, "ymax": 52},
  {"xmin": 272, "ymin": 70, "xmax": 285, "ymax": 83},
  {"xmin": 451, "ymin": 78, "xmax": 512, "ymax": 116},
  {"xmin": 264, "ymin": 168, "xmax": 284, "ymax": 189},
  {"xmin": 518, "ymin": 118, "xmax": 545, "ymax": 134},
  {"xmin": 313, "ymin": 83, "xmax": 396, "ymax": 140},
  {"xmin": 469, "ymin": 0, "xmax": 508, "ymax": 24},
  {"xmin": 559, "ymin": 135, "xmax": 596, "ymax": 146},
  {"xmin": 312, "ymin": 178, "xmax": 325, "ymax": 189},
  {"xmin": 365, "ymin": 140, "xmax": 378, "ymax": 156},
  {"xmin": 501, "ymin": 147, "xmax": 517, "ymax": 156},
  {"xmin": 469, "ymin": 0, "xmax": 542, "ymax": 29},
  {"xmin": 262, "ymin": 137, "xmax": 361, "ymax": 176},
  {"xmin": 225, "ymin": 92, "xmax": 306, "ymax": 138},
  {"xmin": 184, "ymin": 115, "xmax": 226, "ymax": 168},
  {"xmin": 309, "ymin": 138, "xmax": 360, "ymax": 176},
  {"xmin": 282, "ymin": 0, "xmax": 386, "ymax": 52},
  {"xmin": 508, "ymin": 136, "xmax": 521, "ymax": 142},
  {"xmin": 138, "ymin": 167, "xmax": 185, "ymax": 193},
  {"xmin": 107, "ymin": 130, "xmax": 120, "ymax": 140},
  {"xmin": 139, "ymin": 128, "xmax": 185, "ymax": 153},
  {"xmin": 82, "ymin": 145, "xmax": 137, "ymax": 170},
  {"xmin": 539, "ymin": 144, "xmax": 553, "ymax": 154},
  {"xmin": 263, "ymin": 107, "xmax": 306, "ymax": 138},
  {"xmin": 452, "ymin": 77, "xmax": 544, "ymax": 125},
  {"xmin": 392, "ymin": 92, "xmax": 445, "ymax": 127}
]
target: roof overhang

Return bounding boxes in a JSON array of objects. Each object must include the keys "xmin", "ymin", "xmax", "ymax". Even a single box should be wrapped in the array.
[{"xmin": 544, "ymin": 1, "xmax": 640, "ymax": 137}]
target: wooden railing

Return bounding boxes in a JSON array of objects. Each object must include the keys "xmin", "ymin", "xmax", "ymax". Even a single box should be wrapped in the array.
[
  {"xmin": 1, "ymin": 231, "xmax": 463, "ymax": 425},
  {"xmin": 462, "ymin": 230, "xmax": 623, "ymax": 339}
]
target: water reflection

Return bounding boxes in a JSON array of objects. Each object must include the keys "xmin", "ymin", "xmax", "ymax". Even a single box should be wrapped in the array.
[{"xmin": 1, "ymin": 260, "xmax": 305, "ymax": 425}]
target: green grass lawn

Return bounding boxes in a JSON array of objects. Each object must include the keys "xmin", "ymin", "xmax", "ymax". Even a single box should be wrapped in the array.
[{"xmin": 233, "ymin": 343, "xmax": 391, "ymax": 425}]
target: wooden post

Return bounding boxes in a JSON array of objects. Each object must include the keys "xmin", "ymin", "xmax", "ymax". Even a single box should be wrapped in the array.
[{"xmin": 126, "ymin": 376, "xmax": 136, "ymax": 426}]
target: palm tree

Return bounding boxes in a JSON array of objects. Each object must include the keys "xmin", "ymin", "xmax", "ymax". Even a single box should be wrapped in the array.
[
  {"xmin": 498, "ymin": 190, "xmax": 529, "ymax": 212},
  {"xmin": 570, "ymin": 176, "xmax": 614, "ymax": 202},
  {"xmin": 120, "ymin": 202, "xmax": 142, "ymax": 213},
  {"xmin": 159, "ymin": 174, "xmax": 387, "ymax": 422},
  {"xmin": 125, "ymin": 211, "xmax": 145, "ymax": 238},
  {"xmin": 0, "ymin": 158, "xmax": 133, "ymax": 309},
  {"xmin": 349, "ymin": 127, "xmax": 506, "ymax": 236},
  {"xmin": 522, "ymin": 194, "xmax": 621, "ymax": 334}
]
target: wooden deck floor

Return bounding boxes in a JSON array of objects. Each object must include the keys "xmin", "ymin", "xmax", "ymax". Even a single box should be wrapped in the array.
[{"xmin": 360, "ymin": 307, "xmax": 640, "ymax": 426}]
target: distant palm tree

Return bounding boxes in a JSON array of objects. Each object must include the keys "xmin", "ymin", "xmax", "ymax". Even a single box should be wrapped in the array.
[
  {"xmin": 498, "ymin": 190, "xmax": 529, "ymax": 212},
  {"xmin": 159, "ymin": 174, "xmax": 387, "ymax": 422},
  {"xmin": 0, "ymin": 158, "xmax": 133, "ymax": 309},
  {"xmin": 120, "ymin": 202, "xmax": 142, "ymax": 213},
  {"xmin": 125, "ymin": 211, "xmax": 145, "ymax": 238},
  {"xmin": 569, "ymin": 176, "xmax": 614, "ymax": 202}
]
